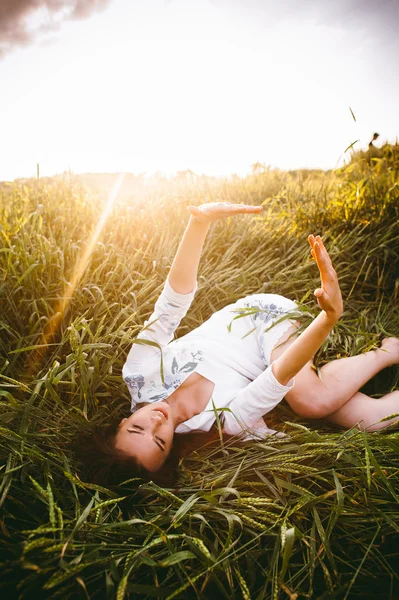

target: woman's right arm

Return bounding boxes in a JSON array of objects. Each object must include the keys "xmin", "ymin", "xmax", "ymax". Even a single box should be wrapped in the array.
[
  {"xmin": 271, "ymin": 235, "xmax": 343, "ymax": 385},
  {"xmin": 168, "ymin": 202, "xmax": 263, "ymax": 294},
  {"xmin": 123, "ymin": 278, "xmax": 197, "ymax": 372},
  {"xmin": 124, "ymin": 202, "xmax": 263, "ymax": 369}
]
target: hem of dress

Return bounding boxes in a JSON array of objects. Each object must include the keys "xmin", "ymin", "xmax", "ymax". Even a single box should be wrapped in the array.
[
  {"xmin": 164, "ymin": 277, "xmax": 198, "ymax": 303},
  {"xmin": 264, "ymin": 318, "xmax": 298, "ymax": 365}
]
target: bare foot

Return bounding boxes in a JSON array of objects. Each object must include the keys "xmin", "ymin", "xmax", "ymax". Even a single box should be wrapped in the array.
[{"xmin": 380, "ymin": 337, "xmax": 399, "ymax": 366}]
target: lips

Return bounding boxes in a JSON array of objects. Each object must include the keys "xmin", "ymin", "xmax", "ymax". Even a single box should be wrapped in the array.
[{"xmin": 152, "ymin": 403, "xmax": 169, "ymax": 420}]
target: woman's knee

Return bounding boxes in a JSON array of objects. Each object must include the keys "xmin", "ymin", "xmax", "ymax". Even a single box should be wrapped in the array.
[{"xmin": 284, "ymin": 382, "xmax": 333, "ymax": 419}]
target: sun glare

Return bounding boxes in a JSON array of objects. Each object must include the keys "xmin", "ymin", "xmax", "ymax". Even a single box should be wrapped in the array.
[{"xmin": 27, "ymin": 173, "xmax": 125, "ymax": 375}]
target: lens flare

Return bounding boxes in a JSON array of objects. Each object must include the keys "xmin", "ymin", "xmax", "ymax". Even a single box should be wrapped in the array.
[{"xmin": 27, "ymin": 172, "xmax": 125, "ymax": 376}]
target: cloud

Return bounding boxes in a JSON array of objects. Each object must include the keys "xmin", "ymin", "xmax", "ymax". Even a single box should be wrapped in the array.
[
  {"xmin": 299, "ymin": 0, "xmax": 399, "ymax": 42},
  {"xmin": 216, "ymin": 0, "xmax": 399, "ymax": 46},
  {"xmin": 2, "ymin": 0, "xmax": 398, "ymax": 60},
  {"xmin": 0, "ymin": 0, "xmax": 112, "ymax": 58}
]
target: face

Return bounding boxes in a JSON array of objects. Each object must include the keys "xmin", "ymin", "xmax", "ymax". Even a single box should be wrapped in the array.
[{"xmin": 115, "ymin": 402, "xmax": 175, "ymax": 472}]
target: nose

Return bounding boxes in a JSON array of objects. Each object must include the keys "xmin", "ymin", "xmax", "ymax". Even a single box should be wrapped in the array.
[{"xmin": 150, "ymin": 414, "xmax": 164, "ymax": 430}]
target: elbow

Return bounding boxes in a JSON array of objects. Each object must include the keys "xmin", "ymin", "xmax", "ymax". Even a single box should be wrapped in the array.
[{"xmin": 271, "ymin": 361, "xmax": 293, "ymax": 387}]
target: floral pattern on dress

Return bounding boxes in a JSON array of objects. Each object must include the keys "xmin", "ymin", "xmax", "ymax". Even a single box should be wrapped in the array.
[
  {"xmin": 258, "ymin": 339, "xmax": 268, "ymax": 364},
  {"xmin": 124, "ymin": 373, "xmax": 145, "ymax": 399},
  {"xmin": 160, "ymin": 349, "xmax": 204, "ymax": 394},
  {"xmin": 126, "ymin": 347, "xmax": 204, "ymax": 404},
  {"xmin": 156, "ymin": 312, "xmax": 180, "ymax": 335},
  {"xmin": 244, "ymin": 300, "xmax": 287, "ymax": 325},
  {"xmin": 165, "ymin": 300, "xmax": 179, "ymax": 309},
  {"xmin": 242, "ymin": 299, "xmax": 294, "ymax": 366}
]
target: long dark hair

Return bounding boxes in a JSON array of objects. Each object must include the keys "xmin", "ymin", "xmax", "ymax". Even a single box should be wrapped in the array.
[{"xmin": 74, "ymin": 419, "xmax": 228, "ymax": 489}]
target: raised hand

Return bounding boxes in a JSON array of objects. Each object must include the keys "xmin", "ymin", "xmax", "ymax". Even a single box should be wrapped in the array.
[
  {"xmin": 187, "ymin": 201, "xmax": 263, "ymax": 223},
  {"xmin": 308, "ymin": 234, "xmax": 343, "ymax": 321}
]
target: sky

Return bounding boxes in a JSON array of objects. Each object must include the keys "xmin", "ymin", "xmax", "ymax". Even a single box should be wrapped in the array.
[{"xmin": 0, "ymin": 0, "xmax": 398, "ymax": 181}]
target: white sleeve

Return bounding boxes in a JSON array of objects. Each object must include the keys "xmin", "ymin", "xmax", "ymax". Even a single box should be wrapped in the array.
[
  {"xmin": 223, "ymin": 365, "xmax": 294, "ymax": 435},
  {"xmin": 123, "ymin": 277, "xmax": 197, "ymax": 374}
]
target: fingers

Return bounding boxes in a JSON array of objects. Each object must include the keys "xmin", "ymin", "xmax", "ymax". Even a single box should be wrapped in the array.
[
  {"xmin": 313, "ymin": 235, "xmax": 333, "ymax": 265},
  {"xmin": 187, "ymin": 206, "xmax": 208, "ymax": 222},
  {"xmin": 187, "ymin": 203, "xmax": 263, "ymax": 219},
  {"xmin": 308, "ymin": 234, "xmax": 324, "ymax": 252},
  {"xmin": 315, "ymin": 244, "xmax": 334, "ymax": 283},
  {"xmin": 310, "ymin": 240, "xmax": 323, "ymax": 272},
  {"xmin": 246, "ymin": 206, "xmax": 263, "ymax": 212},
  {"xmin": 187, "ymin": 206, "xmax": 202, "ymax": 217},
  {"xmin": 316, "ymin": 236, "xmax": 334, "ymax": 268},
  {"xmin": 229, "ymin": 204, "xmax": 263, "ymax": 213},
  {"xmin": 308, "ymin": 234, "xmax": 334, "ymax": 270}
]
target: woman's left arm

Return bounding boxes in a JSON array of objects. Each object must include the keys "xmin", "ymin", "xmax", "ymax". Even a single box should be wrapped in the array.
[
  {"xmin": 168, "ymin": 202, "xmax": 263, "ymax": 294},
  {"xmin": 272, "ymin": 235, "xmax": 343, "ymax": 385}
]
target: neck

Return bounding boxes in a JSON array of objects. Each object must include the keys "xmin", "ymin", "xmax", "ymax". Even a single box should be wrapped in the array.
[
  {"xmin": 166, "ymin": 387, "xmax": 208, "ymax": 426},
  {"xmin": 164, "ymin": 374, "xmax": 215, "ymax": 427}
]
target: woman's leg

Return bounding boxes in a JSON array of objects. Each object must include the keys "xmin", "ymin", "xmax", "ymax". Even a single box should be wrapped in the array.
[
  {"xmin": 326, "ymin": 390, "xmax": 399, "ymax": 431},
  {"xmin": 270, "ymin": 328, "xmax": 399, "ymax": 421}
]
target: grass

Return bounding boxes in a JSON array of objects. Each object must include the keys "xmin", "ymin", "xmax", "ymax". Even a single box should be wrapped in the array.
[{"xmin": 0, "ymin": 145, "xmax": 399, "ymax": 598}]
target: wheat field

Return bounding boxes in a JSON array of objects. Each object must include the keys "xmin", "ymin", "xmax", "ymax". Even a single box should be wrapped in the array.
[{"xmin": 1, "ymin": 145, "xmax": 398, "ymax": 599}]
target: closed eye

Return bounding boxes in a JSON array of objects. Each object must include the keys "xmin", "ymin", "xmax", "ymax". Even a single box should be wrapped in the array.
[
  {"xmin": 127, "ymin": 426, "xmax": 165, "ymax": 451},
  {"xmin": 154, "ymin": 437, "xmax": 165, "ymax": 451},
  {"xmin": 127, "ymin": 426, "xmax": 144, "ymax": 434}
]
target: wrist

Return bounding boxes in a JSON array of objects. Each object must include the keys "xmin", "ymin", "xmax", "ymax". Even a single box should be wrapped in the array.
[
  {"xmin": 321, "ymin": 310, "xmax": 341, "ymax": 327},
  {"xmin": 188, "ymin": 215, "xmax": 211, "ymax": 229}
]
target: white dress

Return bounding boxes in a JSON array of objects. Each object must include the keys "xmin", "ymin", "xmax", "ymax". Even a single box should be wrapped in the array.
[{"xmin": 122, "ymin": 278, "xmax": 297, "ymax": 438}]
